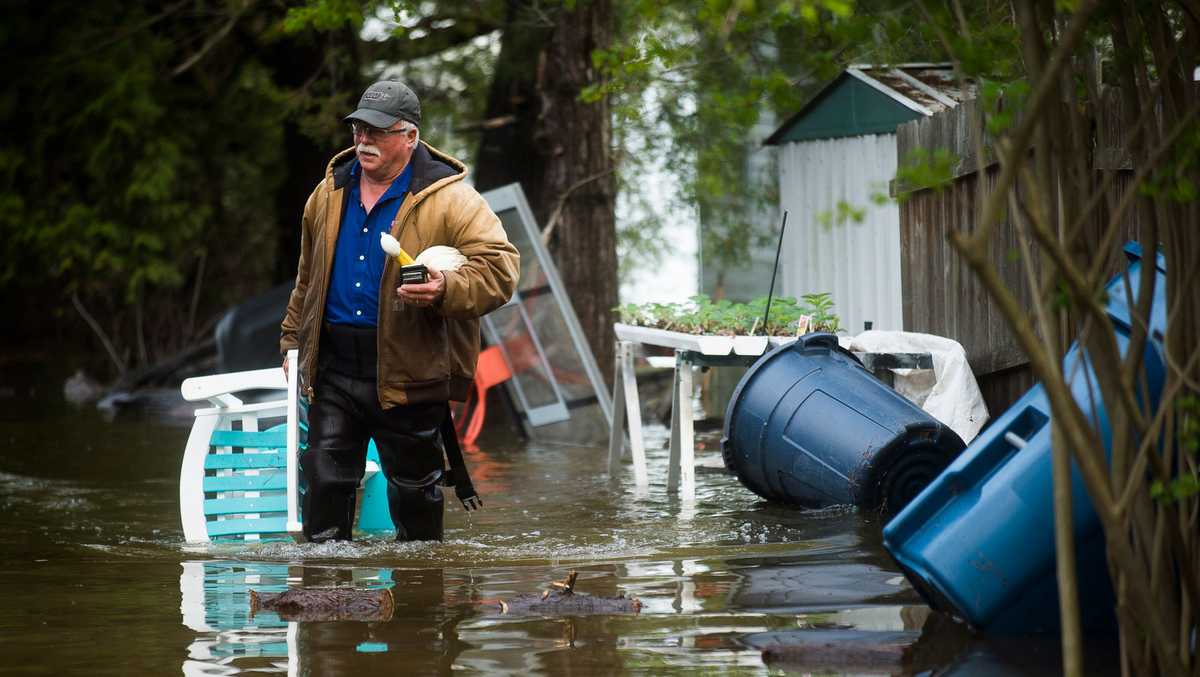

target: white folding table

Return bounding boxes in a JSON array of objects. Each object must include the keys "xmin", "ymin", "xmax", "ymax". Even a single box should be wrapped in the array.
[{"xmin": 606, "ymin": 324, "xmax": 932, "ymax": 499}]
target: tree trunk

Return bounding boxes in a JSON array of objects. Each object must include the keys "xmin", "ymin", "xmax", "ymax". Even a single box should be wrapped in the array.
[
  {"xmin": 270, "ymin": 28, "xmax": 362, "ymax": 282},
  {"xmin": 474, "ymin": 0, "xmax": 618, "ymax": 384},
  {"xmin": 536, "ymin": 0, "xmax": 617, "ymax": 383},
  {"xmin": 473, "ymin": 0, "xmax": 552, "ymax": 209}
]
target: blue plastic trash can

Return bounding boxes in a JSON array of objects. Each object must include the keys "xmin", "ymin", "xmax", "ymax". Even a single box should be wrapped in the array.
[
  {"xmin": 721, "ymin": 332, "xmax": 965, "ymax": 512},
  {"xmin": 882, "ymin": 243, "xmax": 1167, "ymax": 633}
]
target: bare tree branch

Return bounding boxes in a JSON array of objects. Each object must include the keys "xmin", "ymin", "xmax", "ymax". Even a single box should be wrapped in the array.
[
  {"xmin": 964, "ymin": 0, "xmax": 1098, "ymax": 250},
  {"xmin": 171, "ymin": 3, "xmax": 248, "ymax": 78},
  {"xmin": 72, "ymin": 293, "xmax": 126, "ymax": 375},
  {"xmin": 53, "ymin": 0, "xmax": 192, "ymax": 67},
  {"xmin": 540, "ymin": 167, "xmax": 616, "ymax": 246}
]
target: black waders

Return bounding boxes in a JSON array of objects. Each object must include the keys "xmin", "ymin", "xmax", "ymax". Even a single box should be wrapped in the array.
[{"xmin": 301, "ymin": 324, "xmax": 449, "ymax": 542}]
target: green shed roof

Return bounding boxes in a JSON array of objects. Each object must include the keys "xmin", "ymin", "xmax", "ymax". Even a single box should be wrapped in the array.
[{"xmin": 764, "ymin": 65, "xmax": 963, "ymax": 145}]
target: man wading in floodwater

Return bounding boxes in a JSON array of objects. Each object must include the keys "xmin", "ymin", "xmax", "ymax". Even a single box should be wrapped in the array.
[{"xmin": 280, "ymin": 80, "xmax": 519, "ymax": 542}]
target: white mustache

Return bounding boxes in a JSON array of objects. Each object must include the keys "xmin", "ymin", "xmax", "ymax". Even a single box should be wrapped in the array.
[{"xmin": 356, "ymin": 143, "xmax": 381, "ymax": 157}]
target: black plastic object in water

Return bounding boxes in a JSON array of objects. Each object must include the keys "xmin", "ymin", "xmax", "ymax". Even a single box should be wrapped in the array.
[
  {"xmin": 214, "ymin": 282, "xmax": 293, "ymax": 372},
  {"xmin": 721, "ymin": 333, "xmax": 964, "ymax": 512}
]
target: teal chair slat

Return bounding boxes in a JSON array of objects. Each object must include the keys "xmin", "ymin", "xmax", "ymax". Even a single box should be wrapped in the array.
[
  {"xmin": 211, "ymin": 642, "xmax": 289, "ymax": 658},
  {"xmin": 201, "ymin": 422, "xmax": 293, "ymax": 539},
  {"xmin": 204, "ymin": 452, "xmax": 287, "ymax": 471},
  {"xmin": 203, "ymin": 495, "xmax": 287, "ymax": 516},
  {"xmin": 207, "ymin": 516, "xmax": 289, "ymax": 538},
  {"xmin": 203, "ymin": 474, "xmax": 288, "ymax": 493},
  {"xmin": 209, "ymin": 429, "xmax": 287, "ymax": 449}
]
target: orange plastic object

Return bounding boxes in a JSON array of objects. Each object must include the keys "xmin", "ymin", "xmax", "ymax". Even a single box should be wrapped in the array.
[{"xmin": 460, "ymin": 346, "xmax": 513, "ymax": 447}]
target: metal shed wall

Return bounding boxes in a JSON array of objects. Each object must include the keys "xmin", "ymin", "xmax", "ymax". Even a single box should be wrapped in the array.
[{"xmin": 777, "ymin": 133, "xmax": 903, "ymax": 333}]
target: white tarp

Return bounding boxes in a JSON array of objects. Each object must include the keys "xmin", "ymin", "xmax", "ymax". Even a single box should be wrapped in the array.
[{"xmin": 848, "ymin": 330, "xmax": 989, "ymax": 443}]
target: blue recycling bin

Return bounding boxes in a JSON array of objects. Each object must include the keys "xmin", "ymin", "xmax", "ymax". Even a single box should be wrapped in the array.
[
  {"xmin": 721, "ymin": 332, "xmax": 965, "ymax": 511},
  {"xmin": 882, "ymin": 242, "xmax": 1167, "ymax": 633}
]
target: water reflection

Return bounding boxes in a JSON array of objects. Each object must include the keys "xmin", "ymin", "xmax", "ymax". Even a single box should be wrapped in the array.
[
  {"xmin": 177, "ymin": 546, "xmax": 935, "ymax": 676},
  {"xmin": 180, "ymin": 552, "xmax": 878, "ymax": 672},
  {"xmin": 180, "ymin": 561, "xmax": 293, "ymax": 674},
  {"xmin": 1, "ymin": 391, "xmax": 1122, "ymax": 676},
  {"xmin": 180, "ymin": 561, "xmax": 468, "ymax": 675}
]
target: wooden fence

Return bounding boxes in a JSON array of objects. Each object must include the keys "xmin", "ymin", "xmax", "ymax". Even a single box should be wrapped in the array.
[{"xmin": 896, "ymin": 91, "xmax": 1142, "ymax": 416}]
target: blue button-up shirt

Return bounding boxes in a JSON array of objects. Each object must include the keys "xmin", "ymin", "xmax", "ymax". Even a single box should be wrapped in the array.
[{"xmin": 325, "ymin": 160, "xmax": 414, "ymax": 327}]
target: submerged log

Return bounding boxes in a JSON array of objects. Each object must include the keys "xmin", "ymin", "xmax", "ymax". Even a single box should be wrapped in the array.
[
  {"xmin": 496, "ymin": 590, "xmax": 642, "ymax": 615},
  {"xmin": 761, "ymin": 640, "xmax": 911, "ymax": 671},
  {"xmin": 489, "ymin": 571, "xmax": 642, "ymax": 615},
  {"xmin": 249, "ymin": 587, "xmax": 394, "ymax": 622}
]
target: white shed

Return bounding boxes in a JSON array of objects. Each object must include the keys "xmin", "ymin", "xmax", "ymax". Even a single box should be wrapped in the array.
[{"xmin": 764, "ymin": 64, "xmax": 965, "ymax": 333}]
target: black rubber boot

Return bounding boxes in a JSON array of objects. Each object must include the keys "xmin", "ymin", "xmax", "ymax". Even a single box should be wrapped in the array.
[
  {"xmin": 301, "ymin": 368, "xmax": 369, "ymax": 543},
  {"xmin": 300, "ymin": 445, "xmax": 364, "ymax": 542},
  {"xmin": 387, "ymin": 471, "xmax": 445, "ymax": 542}
]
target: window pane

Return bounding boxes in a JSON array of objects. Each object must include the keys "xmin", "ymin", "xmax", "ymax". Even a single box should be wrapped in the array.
[
  {"xmin": 487, "ymin": 303, "xmax": 558, "ymax": 410},
  {"xmin": 496, "ymin": 208, "xmax": 544, "ymax": 294}
]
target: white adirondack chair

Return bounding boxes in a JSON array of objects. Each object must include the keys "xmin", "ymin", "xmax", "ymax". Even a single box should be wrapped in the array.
[
  {"xmin": 178, "ymin": 350, "xmax": 305, "ymax": 542},
  {"xmin": 179, "ymin": 349, "xmax": 392, "ymax": 542}
]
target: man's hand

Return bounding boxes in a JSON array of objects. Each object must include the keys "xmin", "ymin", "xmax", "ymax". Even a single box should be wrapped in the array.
[
  {"xmin": 397, "ymin": 268, "xmax": 446, "ymax": 308},
  {"xmin": 282, "ymin": 356, "xmax": 289, "ymax": 381}
]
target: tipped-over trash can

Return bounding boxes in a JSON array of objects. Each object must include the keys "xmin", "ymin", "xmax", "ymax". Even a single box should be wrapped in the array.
[
  {"xmin": 721, "ymin": 333, "xmax": 965, "ymax": 512},
  {"xmin": 882, "ymin": 242, "xmax": 1167, "ymax": 633}
]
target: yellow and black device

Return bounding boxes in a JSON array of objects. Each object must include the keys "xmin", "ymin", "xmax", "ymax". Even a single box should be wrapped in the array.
[
  {"xmin": 399, "ymin": 264, "xmax": 428, "ymax": 285},
  {"xmin": 381, "ymin": 233, "xmax": 428, "ymax": 285}
]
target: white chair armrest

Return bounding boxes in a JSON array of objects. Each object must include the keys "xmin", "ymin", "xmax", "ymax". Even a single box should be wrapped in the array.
[
  {"xmin": 181, "ymin": 366, "xmax": 287, "ymax": 404},
  {"xmin": 190, "ymin": 399, "xmax": 289, "ymax": 418}
]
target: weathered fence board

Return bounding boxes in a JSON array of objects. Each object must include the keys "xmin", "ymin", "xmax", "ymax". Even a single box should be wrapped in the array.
[{"xmin": 897, "ymin": 89, "xmax": 1143, "ymax": 415}]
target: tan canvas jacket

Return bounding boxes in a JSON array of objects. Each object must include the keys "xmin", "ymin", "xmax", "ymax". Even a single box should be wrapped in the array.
[{"xmin": 280, "ymin": 142, "xmax": 519, "ymax": 407}]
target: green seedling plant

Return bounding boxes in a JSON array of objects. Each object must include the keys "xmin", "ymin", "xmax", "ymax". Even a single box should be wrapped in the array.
[
  {"xmin": 802, "ymin": 292, "xmax": 841, "ymax": 333},
  {"xmin": 616, "ymin": 293, "xmax": 841, "ymax": 336}
]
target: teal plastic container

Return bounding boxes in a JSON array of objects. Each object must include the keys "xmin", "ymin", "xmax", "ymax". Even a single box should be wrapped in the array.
[
  {"xmin": 722, "ymin": 332, "xmax": 964, "ymax": 511},
  {"xmin": 357, "ymin": 441, "xmax": 395, "ymax": 531},
  {"xmin": 882, "ymin": 242, "xmax": 1167, "ymax": 633}
]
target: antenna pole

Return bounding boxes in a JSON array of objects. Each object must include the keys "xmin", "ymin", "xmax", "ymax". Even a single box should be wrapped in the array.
[{"xmin": 761, "ymin": 211, "xmax": 788, "ymax": 336}]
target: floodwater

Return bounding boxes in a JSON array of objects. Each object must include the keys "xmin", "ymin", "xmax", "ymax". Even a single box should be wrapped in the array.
[{"xmin": 0, "ymin": 385, "xmax": 1118, "ymax": 676}]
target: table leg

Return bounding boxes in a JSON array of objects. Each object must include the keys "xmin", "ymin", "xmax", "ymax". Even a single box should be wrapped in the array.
[
  {"xmin": 607, "ymin": 340, "xmax": 627, "ymax": 476},
  {"xmin": 679, "ymin": 352, "xmax": 696, "ymax": 497},
  {"xmin": 617, "ymin": 341, "xmax": 648, "ymax": 488},
  {"xmin": 667, "ymin": 350, "xmax": 696, "ymax": 497},
  {"xmin": 667, "ymin": 355, "xmax": 681, "ymax": 490}
]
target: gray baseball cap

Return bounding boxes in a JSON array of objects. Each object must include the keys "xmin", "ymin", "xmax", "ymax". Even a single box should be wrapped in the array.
[{"xmin": 344, "ymin": 80, "xmax": 421, "ymax": 129}]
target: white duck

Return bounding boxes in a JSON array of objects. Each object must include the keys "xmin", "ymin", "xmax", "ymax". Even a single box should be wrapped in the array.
[{"xmin": 379, "ymin": 233, "xmax": 467, "ymax": 272}]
